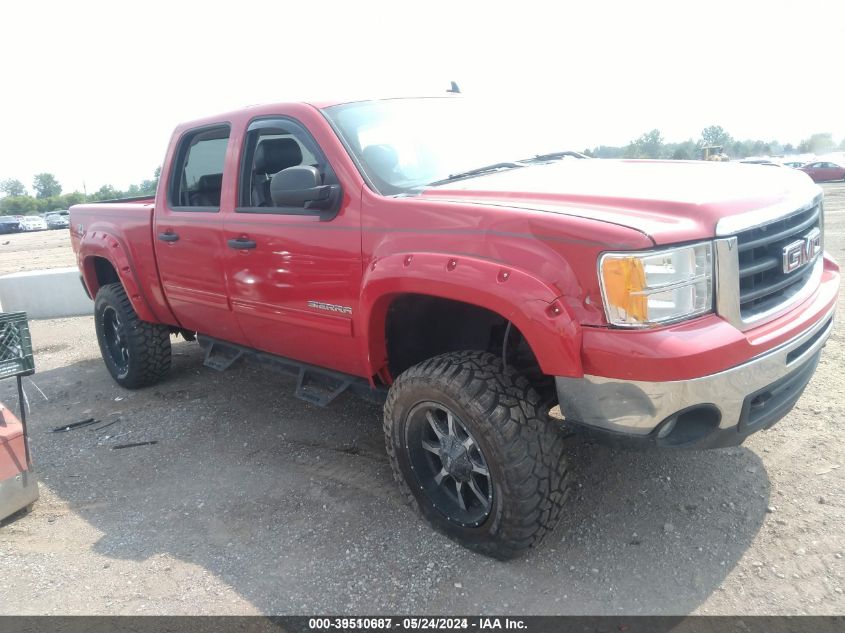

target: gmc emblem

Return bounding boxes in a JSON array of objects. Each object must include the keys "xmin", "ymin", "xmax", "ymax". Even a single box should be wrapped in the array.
[{"xmin": 782, "ymin": 227, "xmax": 821, "ymax": 273}]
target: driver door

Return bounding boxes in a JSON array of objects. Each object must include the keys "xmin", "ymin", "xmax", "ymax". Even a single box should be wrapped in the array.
[{"xmin": 222, "ymin": 116, "xmax": 365, "ymax": 377}]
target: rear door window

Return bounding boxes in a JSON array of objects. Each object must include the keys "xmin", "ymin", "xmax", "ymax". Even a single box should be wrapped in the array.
[{"xmin": 169, "ymin": 126, "xmax": 230, "ymax": 210}]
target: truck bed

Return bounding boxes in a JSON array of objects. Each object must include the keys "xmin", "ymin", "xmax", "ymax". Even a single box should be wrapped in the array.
[
  {"xmin": 69, "ymin": 197, "xmax": 176, "ymax": 325},
  {"xmin": 69, "ymin": 197, "xmax": 156, "ymax": 260}
]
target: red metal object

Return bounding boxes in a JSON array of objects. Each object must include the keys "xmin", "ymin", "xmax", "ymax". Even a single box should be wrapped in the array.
[
  {"xmin": 0, "ymin": 404, "xmax": 27, "ymax": 480},
  {"xmin": 0, "ymin": 399, "xmax": 38, "ymax": 520},
  {"xmin": 68, "ymin": 99, "xmax": 841, "ymax": 387}
]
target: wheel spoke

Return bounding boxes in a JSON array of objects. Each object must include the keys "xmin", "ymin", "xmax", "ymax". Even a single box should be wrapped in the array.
[
  {"xmin": 426, "ymin": 411, "xmax": 445, "ymax": 439},
  {"xmin": 421, "ymin": 439, "xmax": 441, "ymax": 455},
  {"xmin": 454, "ymin": 481, "xmax": 467, "ymax": 510},
  {"xmin": 468, "ymin": 477, "xmax": 489, "ymax": 507},
  {"xmin": 434, "ymin": 467, "xmax": 450, "ymax": 486},
  {"xmin": 471, "ymin": 462, "xmax": 489, "ymax": 477},
  {"xmin": 103, "ymin": 307, "xmax": 130, "ymax": 370},
  {"xmin": 446, "ymin": 411, "xmax": 456, "ymax": 437},
  {"xmin": 462, "ymin": 435, "xmax": 475, "ymax": 451}
]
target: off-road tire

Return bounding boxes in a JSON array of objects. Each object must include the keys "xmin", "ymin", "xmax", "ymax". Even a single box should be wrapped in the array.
[
  {"xmin": 94, "ymin": 282, "xmax": 171, "ymax": 389},
  {"xmin": 383, "ymin": 350, "xmax": 573, "ymax": 559}
]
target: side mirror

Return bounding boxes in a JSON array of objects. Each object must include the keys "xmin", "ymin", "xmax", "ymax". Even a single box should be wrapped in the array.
[{"xmin": 270, "ymin": 166, "xmax": 340, "ymax": 215}]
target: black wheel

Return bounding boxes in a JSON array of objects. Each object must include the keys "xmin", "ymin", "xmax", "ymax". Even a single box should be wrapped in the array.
[
  {"xmin": 384, "ymin": 351, "xmax": 573, "ymax": 559},
  {"xmin": 94, "ymin": 283, "xmax": 171, "ymax": 389},
  {"xmin": 405, "ymin": 400, "xmax": 494, "ymax": 527}
]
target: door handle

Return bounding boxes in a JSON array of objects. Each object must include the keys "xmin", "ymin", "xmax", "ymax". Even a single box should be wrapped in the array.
[
  {"xmin": 227, "ymin": 237, "xmax": 257, "ymax": 250},
  {"xmin": 158, "ymin": 231, "xmax": 179, "ymax": 242}
]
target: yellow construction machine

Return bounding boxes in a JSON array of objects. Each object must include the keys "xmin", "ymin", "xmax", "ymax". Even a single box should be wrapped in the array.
[{"xmin": 701, "ymin": 145, "xmax": 730, "ymax": 161}]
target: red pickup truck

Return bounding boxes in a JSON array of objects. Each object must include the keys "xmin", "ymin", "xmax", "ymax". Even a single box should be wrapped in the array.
[{"xmin": 70, "ymin": 96, "xmax": 839, "ymax": 559}]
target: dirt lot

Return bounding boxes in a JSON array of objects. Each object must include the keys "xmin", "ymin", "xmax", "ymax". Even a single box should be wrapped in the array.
[
  {"xmin": 0, "ymin": 184, "xmax": 843, "ymax": 615},
  {"xmin": 0, "ymin": 229, "xmax": 76, "ymax": 276}
]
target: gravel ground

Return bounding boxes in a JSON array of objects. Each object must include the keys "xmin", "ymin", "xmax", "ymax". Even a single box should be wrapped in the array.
[
  {"xmin": 0, "ymin": 229, "xmax": 75, "ymax": 276},
  {"xmin": 0, "ymin": 183, "xmax": 843, "ymax": 615}
]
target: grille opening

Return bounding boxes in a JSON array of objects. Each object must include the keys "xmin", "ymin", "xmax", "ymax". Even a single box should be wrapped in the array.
[
  {"xmin": 739, "ymin": 351, "xmax": 820, "ymax": 431},
  {"xmin": 786, "ymin": 319, "xmax": 831, "ymax": 364},
  {"xmin": 735, "ymin": 204, "xmax": 821, "ymax": 319}
]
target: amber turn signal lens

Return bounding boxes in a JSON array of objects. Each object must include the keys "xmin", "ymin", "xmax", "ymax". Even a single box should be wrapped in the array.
[
  {"xmin": 599, "ymin": 242, "xmax": 713, "ymax": 327},
  {"xmin": 601, "ymin": 257, "xmax": 649, "ymax": 322}
]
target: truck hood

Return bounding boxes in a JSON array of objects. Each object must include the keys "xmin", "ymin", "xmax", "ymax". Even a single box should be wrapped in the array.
[{"xmin": 420, "ymin": 160, "xmax": 821, "ymax": 245}]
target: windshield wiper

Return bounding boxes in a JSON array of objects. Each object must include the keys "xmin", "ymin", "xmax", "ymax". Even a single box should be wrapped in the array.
[
  {"xmin": 428, "ymin": 162, "xmax": 524, "ymax": 187},
  {"xmin": 518, "ymin": 151, "xmax": 589, "ymax": 163}
]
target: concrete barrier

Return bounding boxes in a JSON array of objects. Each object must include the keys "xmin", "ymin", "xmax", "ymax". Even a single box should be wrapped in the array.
[{"xmin": 0, "ymin": 267, "xmax": 93, "ymax": 319}]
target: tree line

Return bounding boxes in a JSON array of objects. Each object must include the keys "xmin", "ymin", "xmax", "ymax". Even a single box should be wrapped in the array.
[
  {"xmin": 0, "ymin": 168, "xmax": 160, "ymax": 215},
  {"xmin": 585, "ymin": 127, "xmax": 845, "ymax": 160}
]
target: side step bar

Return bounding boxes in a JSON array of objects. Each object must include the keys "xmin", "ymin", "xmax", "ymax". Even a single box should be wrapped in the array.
[
  {"xmin": 203, "ymin": 341, "xmax": 243, "ymax": 371},
  {"xmin": 197, "ymin": 335, "xmax": 387, "ymax": 407}
]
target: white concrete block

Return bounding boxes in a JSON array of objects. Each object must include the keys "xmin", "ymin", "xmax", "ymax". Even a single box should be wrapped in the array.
[{"xmin": 0, "ymin": 267, "xmax": 93, "ymax": 319}]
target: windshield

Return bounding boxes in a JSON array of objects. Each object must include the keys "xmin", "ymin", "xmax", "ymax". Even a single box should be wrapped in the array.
[{"xmin": 324, "ymin": 97, "xmax": 576, "ymax": 195}]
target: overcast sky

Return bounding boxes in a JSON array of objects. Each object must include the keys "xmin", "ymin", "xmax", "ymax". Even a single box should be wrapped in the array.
[{"xmin": 1, "ymin": 0, "xmax": 843, "ymax": 194}]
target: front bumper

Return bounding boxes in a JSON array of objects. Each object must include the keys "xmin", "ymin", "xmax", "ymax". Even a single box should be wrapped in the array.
[{"xmin": 556, "ymin": 306, "xmax": 834, "ymax": 449}]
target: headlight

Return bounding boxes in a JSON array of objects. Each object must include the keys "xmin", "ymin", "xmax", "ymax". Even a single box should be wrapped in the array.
[{"xmin": 599, "ymin": 242, "xmax": 713, "ymax": 327}]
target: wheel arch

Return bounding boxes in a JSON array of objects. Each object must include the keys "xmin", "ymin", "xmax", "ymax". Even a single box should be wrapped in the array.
[
  {"xmin": 80, "ymin": 238, "xmax": 158, "ymax": 323},
  {"xmin": 359, "ymin": 252, "xmax": 583, "ymax": 383}
]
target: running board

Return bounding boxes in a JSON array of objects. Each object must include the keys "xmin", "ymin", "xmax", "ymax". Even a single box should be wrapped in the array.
[
  {"xmin": 203, "ymin": 340, "xmax": 243, "ymax": 371},
  {"xmin": 295, "ymin": 368, "xmax": 352, "ymax": 407},
  {"xmin": 197, "ymin": 335, "xmax": 386, "ymax": 407}
]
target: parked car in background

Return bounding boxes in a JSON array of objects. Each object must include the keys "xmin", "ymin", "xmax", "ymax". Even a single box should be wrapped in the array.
[
  {"xmin": 18, "ymin": 216, "xmax": 49, "ymax": 231},
  {"xmin": 0, "ymin": 216, "xmax": 23, "ymax": 234},
  {"xmin": 739, "ymin": 159, "xmax": 781, "ymax": 167},
  {"xmin": 799, "ymin": 161, "xmax": 845, "ymax": 182},
  {"xmin": 783, "ymin": 161, "xmax": 806, "ymax": 169},
  {"xmin": 45, "ymin": 214, "xmax": 70, "ymax": 229}
]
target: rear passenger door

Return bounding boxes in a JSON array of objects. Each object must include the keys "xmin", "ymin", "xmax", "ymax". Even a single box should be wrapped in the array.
[
  {"xmin": 805, "ymin": 163, "xmax": 822, "ymax": 181},
  {"xmin": 154, "ymin": 124, "xmax": 249, "ymax": 345},
  {"xmin": 222, "ymin": 117, "xmax": 365, "ymax": 376},
  {"xmin": 821, "ymin": 163, "xmax": 838, "ymax": 181}
]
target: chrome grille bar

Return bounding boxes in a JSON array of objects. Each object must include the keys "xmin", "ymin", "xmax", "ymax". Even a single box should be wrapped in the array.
[{"xmin": 715, "ymin": 194, "xmax": 824, "ymax": 331}]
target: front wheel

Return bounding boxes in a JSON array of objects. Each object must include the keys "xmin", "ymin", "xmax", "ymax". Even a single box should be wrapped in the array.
[
  {"xmin": 94, "ymin": 283, "xmax": 171, "ymax": 389},
  {"xmin": 384, "ymin": 351, "xmax": 573, "ymax": 559}
]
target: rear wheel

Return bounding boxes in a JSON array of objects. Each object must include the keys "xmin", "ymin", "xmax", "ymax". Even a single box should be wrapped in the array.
[
  {"xmin": 384, "ymin": 351, "xmax": 573, "ymax": 559},
  {"xmin": 94, "ymin": 283, "xmax": 171, "ymax": 388}
]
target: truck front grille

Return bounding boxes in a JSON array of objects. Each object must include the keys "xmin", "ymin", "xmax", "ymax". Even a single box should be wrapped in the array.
[{"xmin": 734, "ymin": 203, "xmax": 822, "ymax": 320}]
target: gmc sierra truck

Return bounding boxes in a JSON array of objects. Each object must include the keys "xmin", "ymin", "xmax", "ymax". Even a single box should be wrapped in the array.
[{"xmin": 70, "ymin": 96, "xmax": 839, "ymax": 559}]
